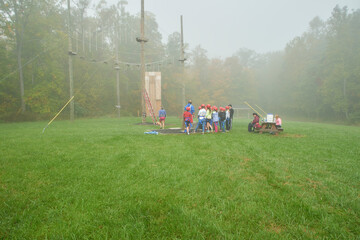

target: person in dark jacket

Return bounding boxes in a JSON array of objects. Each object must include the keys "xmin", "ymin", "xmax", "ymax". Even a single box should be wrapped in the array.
[
  {"xmin": 248, "ymin": 113, "xmax": 260, "ymax": 132},
  {"xmin": 228, "ymin": 104, "xmax": 234, "ymax": 130},
  {"xmin": 219, "ymin": 107, "xmax": 227, "ymax": 133}
]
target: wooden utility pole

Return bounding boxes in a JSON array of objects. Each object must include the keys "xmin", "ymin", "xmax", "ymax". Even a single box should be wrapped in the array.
[
  {"xmin": 141, "ymin": 0, "xmax": 145, "ymax": 122},
  {"xmin": 89, "ymin": 27, "xmax": 92, "ymax": 53},
  {"xmin": 136, "ymin": 0, "xmax": 147, "ymax": 122},
  {"xmin": 115, "ymin": 17, "xmax": 121, "ymax": 118},
  {"xmin": 180, "ymin": 15, "xmax": 185, "ymax": 107},
  {"xmin": 95, "ymin": 29, "xmax": 97, "ymax": 51},
  {"xmin": 67, "ymin": 0, "xmax": 74, "ymax": 121},
  {"xmin": 180, "ymin": 15, "xmax": 187, "ymax": 130},
  {"xmin": 82, "ymin": 25, "xmax": 85, "ymax": 53},
  {"xmin": 76, "ymin": 31, "xmax": 78, "ymax": 53}
]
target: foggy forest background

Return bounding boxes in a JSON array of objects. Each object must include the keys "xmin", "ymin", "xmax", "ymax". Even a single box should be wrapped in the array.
[{"xmin": 0, "ymin": 1, "xmax": 359, "ymax": 123}]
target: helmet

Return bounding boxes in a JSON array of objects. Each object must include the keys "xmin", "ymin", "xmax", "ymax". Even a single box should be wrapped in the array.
[
  {"xmin": 198, "ymin": 106, "xmax": 201, "ymax": 110},
  {"xmin": 201, "ymin": 104, "xmax": 205, "ymax": 107},
  {"xmin": 226, "ymin": 106, "xmax": 229, "ymax": 109},
  {"xmin": 186, "ymin": 107, "xmax": 190, "ymax": 111},
  {"xmin": 214, "ymin": 107, "xmax": 218, "ymax": 111},
  {"xmin": 207, "ymin": 104, "xmax": 211, "ymax": 108}
]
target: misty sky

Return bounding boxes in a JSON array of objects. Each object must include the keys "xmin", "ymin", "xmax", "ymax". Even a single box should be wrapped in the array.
[{"xmin": 105, "ymin": 0, "xmax": 360, "ymax": 58}]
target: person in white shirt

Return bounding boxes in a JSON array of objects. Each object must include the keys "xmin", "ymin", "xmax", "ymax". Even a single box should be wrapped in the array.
[
  {"xmin": 225, "ymin": 106, "xmax": 231, "ymax": 131},
  {"xmin": 194, "ymin": 104, "xmax": 207, "ymax": 134}
]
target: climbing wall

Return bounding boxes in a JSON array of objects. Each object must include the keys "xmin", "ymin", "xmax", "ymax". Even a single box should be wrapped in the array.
[{"xmin": 145, "ymin": 72, "xmax": 161, "ymax": 117}]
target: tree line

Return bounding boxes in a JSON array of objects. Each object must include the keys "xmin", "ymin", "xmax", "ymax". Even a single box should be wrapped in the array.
[{"xmin": 0, "ymin": 1, "xmax": 359, "ymax": 122}]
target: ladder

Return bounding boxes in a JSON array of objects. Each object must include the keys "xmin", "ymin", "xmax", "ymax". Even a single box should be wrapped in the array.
[{"xmin": 143, "ymin": 89, "xmax": 158, "ymax": 125}]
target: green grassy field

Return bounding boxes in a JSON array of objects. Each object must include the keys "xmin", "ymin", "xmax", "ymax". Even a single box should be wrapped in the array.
[{"xmin": 0, "ymin": 117, "xmax": 359, "ymax": 239}]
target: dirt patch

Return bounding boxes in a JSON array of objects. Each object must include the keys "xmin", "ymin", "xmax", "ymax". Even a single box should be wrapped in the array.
[
  {"xmin": 306, "ymin": 178, "xmax": 322, "ymax": 189},
  {"xmin": 244, "ymin": 157, "xmax": 251, "ymax": 163},
  {"xmin": 266, "ymin": 223, "xmax": 284, "ymax": 234},
  {"xmin": 240, "ymin": 157, "xmax": 251, "ymax": 166}
]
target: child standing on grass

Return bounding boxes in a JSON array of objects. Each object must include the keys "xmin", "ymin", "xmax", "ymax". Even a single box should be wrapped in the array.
[
  {"xmin": 158, "ymin": 107, "xmax": 166, "ymax": 129},
  {"xmin": 219, "ymin": 107, "xmax": 226, "ymax": 133},
  {"xmin": 183, "ymin": 107, "xmax": 193, "ymax": 135},
  {"xmin": 225, "ymin": 106, "xmax": 231, "ymax": 131},
  {"xmin": 228, "ymin": 104, "xmax": 234, "ymax": 130},
  {"xmin": 212, "ymin": 106, "xmax": 219, "ymax": 133},
  {"xmin": 205, "ymin": 104, "xmax": 213, "ymax": 132},
  {"xmin": 195, "ymin": 104, "xmax": 206, "ymax": 134}
]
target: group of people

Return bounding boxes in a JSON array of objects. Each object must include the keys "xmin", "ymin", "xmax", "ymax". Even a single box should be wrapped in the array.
[
  {"xmin": 248, "ymin": 112, "xmax": 282, "ymax": 132},
  {"xmin": 159, "ymin": 100, "xmax": 283, "ymax": 135},
  {"xmin": 183, "ymin": 100, "xmax": 234, "ymax": 135}
]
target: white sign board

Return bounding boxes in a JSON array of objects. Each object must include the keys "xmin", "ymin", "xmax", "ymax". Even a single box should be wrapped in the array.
[{"xmin": 266, "ymin": 114, "xmax": 275, "ymax": 123}]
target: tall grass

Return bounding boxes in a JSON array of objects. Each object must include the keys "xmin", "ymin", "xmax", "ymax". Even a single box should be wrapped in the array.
[{"xmin": 0, "ymin": 117, "xmax": 359, "ymax": 239}]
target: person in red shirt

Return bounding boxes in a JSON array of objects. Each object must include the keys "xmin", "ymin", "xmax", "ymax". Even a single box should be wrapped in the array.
[
  {"xmin": 248, "ymin": 113, "xmax": 260, "ymax": 132},
  {"xmin": 183, "ymin": 107, "xmax": 193, "ymax": 135}
]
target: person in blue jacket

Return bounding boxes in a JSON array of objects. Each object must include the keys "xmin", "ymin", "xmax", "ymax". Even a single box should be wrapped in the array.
[
  {"xmin": 184, "ymin": 100, "xmax": 195, "ymax": 115},
  {"xmin": 184, "ymin": 100, "xmax": 195, "ymax": 131},
  {"xmin": 158, "ymin": 107, "xmax": 166, "ymax": 129}
]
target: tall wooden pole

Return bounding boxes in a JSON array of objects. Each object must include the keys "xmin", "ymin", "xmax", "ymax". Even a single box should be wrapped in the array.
[
  {"xmin": 115, "ymin": 19, "xmax": 121, "ymax": 118},
  {"xmin": 180, "ymin": 15, "xmax": 185, "ymax": 107},
  {"xmin": 89, "ymin": 27, "xmax": 92, "ymax": 53},
  {"xmin": 76, "ymin": 31, "xmax": 78, "ymax": 53},
  {"xmin": 67, "ymin": 0, "xmax": 74, "ymax": 121},
  {"xmin": 82, "ymin": 25, "xmax": 85, "ymax": 53},
  {"xmin": 140, "ymin": 0, "xmax": 145, "ymax": 122},
  {"xmin": 95, "ymin": 27, "xmax": 98, "ymax": 51}
]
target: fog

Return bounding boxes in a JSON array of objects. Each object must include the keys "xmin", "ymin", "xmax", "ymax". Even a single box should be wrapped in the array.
[
  {"xmin": 1, "ymin": 0, "xmax": 359, "ymax": 122},
  {"xmin": 106, "ymin": 0, "xmax": 360, "ymax": 58}
]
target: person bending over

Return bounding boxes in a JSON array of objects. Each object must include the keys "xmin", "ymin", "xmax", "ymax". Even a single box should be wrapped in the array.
[{"xmin": 158, "ymin": 107, "xmax": 166, "ymax": 129}]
